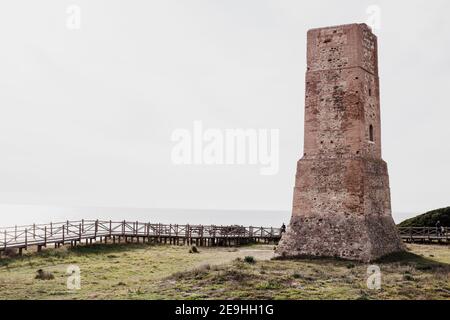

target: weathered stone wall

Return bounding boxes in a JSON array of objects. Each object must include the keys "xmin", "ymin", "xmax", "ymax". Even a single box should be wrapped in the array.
[{"xmin": 276, "ymin": 23, "xmax": 404, "ymax": 262}]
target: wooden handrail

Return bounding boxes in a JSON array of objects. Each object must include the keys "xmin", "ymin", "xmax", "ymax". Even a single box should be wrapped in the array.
[{"xmin": 0, "ymin": 219, "xmax": 283, "ymax": 250}]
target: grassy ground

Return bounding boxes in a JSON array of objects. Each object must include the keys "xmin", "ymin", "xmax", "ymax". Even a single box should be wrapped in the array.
[{"xmin": 0, "ymin": 242, "xmax": 448, "ymax": 300}]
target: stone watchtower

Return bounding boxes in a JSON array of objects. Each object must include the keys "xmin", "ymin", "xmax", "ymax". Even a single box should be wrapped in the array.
[{"xmin": 276, "ymin": 23, "xmax": 404, "ymax": 262}]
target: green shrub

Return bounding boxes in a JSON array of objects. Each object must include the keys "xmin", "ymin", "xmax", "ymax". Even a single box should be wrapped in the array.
[
  {"xmin": 244, "ymin": 256, "xmax": 256, "ymax": 264},
  {"xmin": 189, "ymin": 246, "xmax": 199, "ymax": 254},
  {"xmin": 35, "ymin": 269, "xmax": 55, "ymax": 280},
  {"xmin": 403, "ymin": 274, "xmax": 415, "ymax": 281}
]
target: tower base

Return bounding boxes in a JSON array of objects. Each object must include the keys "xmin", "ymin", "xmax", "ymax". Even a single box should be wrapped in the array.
[
  {"xmin": 275, "ymin": 157, "xmax": 405, "ymax": 263},
  {"xmin": 276, "ymin": 214, "xmax": 404, "ymax": 262}
]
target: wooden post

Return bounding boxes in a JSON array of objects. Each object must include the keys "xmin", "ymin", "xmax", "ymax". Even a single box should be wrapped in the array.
[
  {"xmin": 200, "ymin": 225, "xmax": 204, "ymax": 246},
  {"xmin": 79, "ymin": 223, "xmax": 82, "ymax": 241},
  {"xmin": 95, "ymin": 220, "xmax": 98, "ymax": 238},
  {"xmin": 62, "ymin": 225, "xmax": 65, "ymax": 244},
  {"xmin": 33, "ymin": 224, "xmax": 36, "ymax": 239},
  {"xmin": 109, "ymin": 220, "xmax": 112, "ymax": 237},
  {"xmin": 44, "ymin": 226, "xmax": 47, "ymax": 247},
  {"xmin": 186, "ymin": 224, "xmax": 190, "ymax": 246},
  {"xmin": 82, "ymin": 219, "xmax": 84, "ymax": 233},
  {"xmin": 14, "ymin": 225, "xmax": 17, "ymax": 241},
  {"xmin": 155, "ymin": 223, "xmax": 159, "ymax": 242},
  {"xmin": 25, "ymin": 228, "xmax": 28, "ymax": 250}
]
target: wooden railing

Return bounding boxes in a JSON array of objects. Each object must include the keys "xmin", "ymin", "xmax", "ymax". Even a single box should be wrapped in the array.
[
  {"xmin": 398, "ymin": 227, "xmax": 449, "ymax": 242},
  {"xmin": 0, "ymin": 220, "xmax": 282, "ymax": 251},
  {"xmin": 2, "ymin": 221, "xmax": 446, "ymax": 252}
]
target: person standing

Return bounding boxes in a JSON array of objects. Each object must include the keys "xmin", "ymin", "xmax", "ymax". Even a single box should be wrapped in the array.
[{"xmin": 435, "ymin": 220, "xmax": 441, "ymax": 236}]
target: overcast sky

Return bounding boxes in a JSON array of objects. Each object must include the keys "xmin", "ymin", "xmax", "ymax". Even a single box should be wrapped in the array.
[{"xmin": 0, "ymin": 0, "xmax": 449, "ymax": 224}]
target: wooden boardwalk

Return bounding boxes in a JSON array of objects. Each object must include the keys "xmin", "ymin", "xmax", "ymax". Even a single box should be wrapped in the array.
[
  {"xmin": 398, "ymin": 227, "xmax": 449, "ymax": 244},
  {"xmin": 1, "ymin": 221, "xmax": 447, "ymax": 256},
  {"xmin": 0, "ymin": 220, "xmax": 282, "ymax": 255}
]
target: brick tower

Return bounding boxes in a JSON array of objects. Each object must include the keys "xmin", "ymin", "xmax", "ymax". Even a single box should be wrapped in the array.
[{"xmin": 276, "ymin": 23, "xmax": 404, "ymax": 262}]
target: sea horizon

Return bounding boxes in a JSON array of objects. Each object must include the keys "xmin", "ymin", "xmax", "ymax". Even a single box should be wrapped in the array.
[{"xmin": 0, "ymin": 203, "xmax": 415, "ymax": 228}]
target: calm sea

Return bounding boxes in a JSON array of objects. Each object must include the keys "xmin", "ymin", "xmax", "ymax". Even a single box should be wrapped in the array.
[
  {"xmin": 0, "ymin": 204, "xmax": 413, "ymax": 228},
  {"xmin": 0, "ymin": 204, "xmax": 291, "ymax": 228}
]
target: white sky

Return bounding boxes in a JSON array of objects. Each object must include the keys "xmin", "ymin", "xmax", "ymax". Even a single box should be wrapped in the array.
[{"xmin": 0, "ymin": 0, "xmax": 449, "ymax": 224}]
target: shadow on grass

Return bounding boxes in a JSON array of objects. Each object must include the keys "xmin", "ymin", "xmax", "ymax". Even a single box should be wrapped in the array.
[
  {"xmin": 0, "ymin": 242, "xmax": 160, "ymax": 266},
  {"xmin": 0, "ymin": 258, "xmax": 11, "ymax": 267},
  {"xmin": 272, "ymin": 254, "xmax": 360, "ymax": 264},
  {"xmin": 272, "ymin": 249, "xmax": 450, "ymax": 274},
  {"xmin": 376, "ymin": 250, "xmax": 450, "ymax": 272},
  {"xmin": 67, "ymin": 242, "xmax": 156, "ymax": 255}
]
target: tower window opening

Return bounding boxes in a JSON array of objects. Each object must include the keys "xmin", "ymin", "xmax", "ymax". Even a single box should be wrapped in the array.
[
  {"xmin": 369, "ymin": 125, "xmax": 374, "ymax": 142},
  {"xmin": 369, "ymin": 88, "xmax": 372, "ymax": 96}
]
